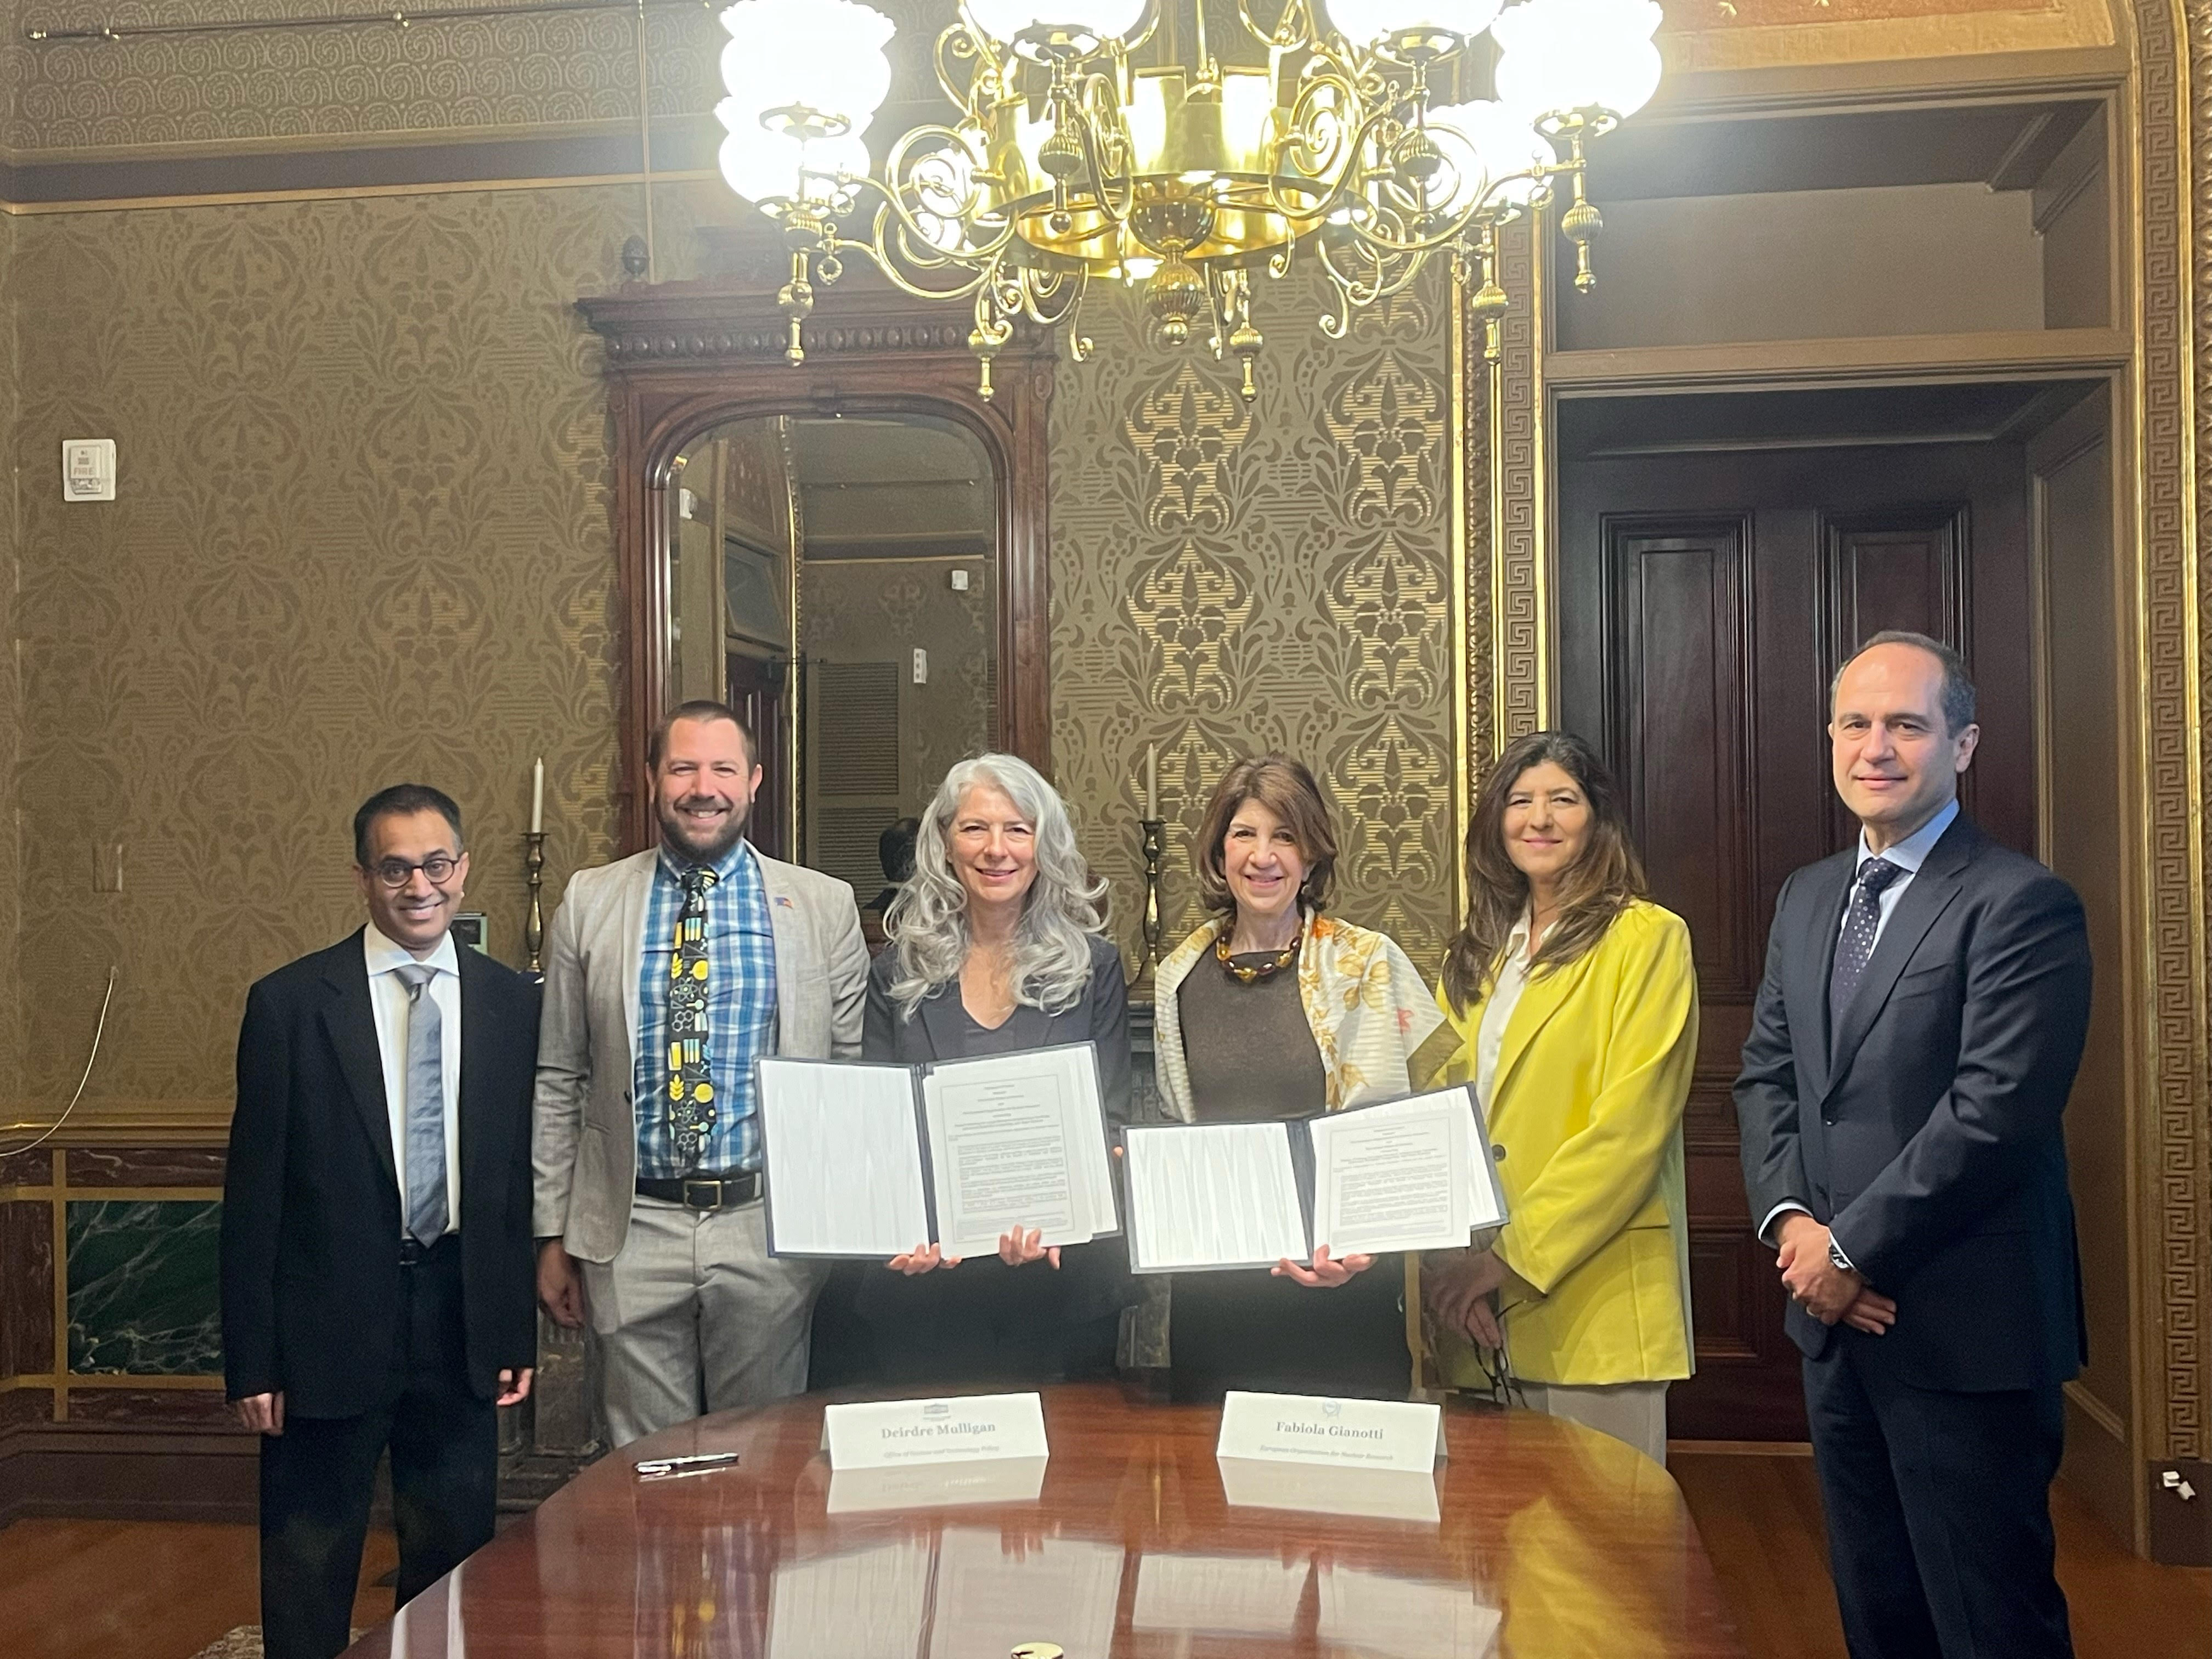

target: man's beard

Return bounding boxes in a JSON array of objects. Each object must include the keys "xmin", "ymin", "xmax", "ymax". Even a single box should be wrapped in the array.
[{"xmin": 657, "ymin": 791, "xmax": 749, "ymax": 864}]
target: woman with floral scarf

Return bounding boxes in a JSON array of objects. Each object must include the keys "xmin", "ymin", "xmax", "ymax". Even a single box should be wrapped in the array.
[{"xmin": 1150, "ymin": 754, "xmax": 1444, "ymax": 1400}]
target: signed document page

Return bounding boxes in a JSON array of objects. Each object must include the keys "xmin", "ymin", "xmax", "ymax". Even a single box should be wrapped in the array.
[
  {"xmin": 921, "ymin": 1046, "xmax": 1114, "ymax": 1260},
  {"xmin": 1307, "ymin": 1090, "xmax": 1474, "ymax": 1257},
  {"xmin": 1308, "ymin": 1086, "xmax": 1508, "ymax": 1256},
  {"xmin": 1122, "ymin": 1122, "xmax": 1309, "ymax": 1271},
  {"xmin": 757, "ymin": 1058, "xmax": 930, "ymax": 1257}
]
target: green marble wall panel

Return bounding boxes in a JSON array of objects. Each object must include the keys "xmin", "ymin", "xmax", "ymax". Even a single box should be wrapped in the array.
[{"xmin": 65, "ymin": 1199, "xmax": 221, "ymax": 1376}]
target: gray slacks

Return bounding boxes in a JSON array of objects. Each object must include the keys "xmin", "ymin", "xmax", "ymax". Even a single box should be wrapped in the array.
[{"xmin": 582, "ymin": 1195, "xmax": 827, "ymax": 1448}]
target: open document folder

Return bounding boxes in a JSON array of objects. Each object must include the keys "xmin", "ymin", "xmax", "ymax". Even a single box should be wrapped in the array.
[
  {"xmin": 755, "ymin": 1044, "xmax": 1119, "ymax": 1261},
  {"xmin": 1120, "ymin": 1084, "xmax": 1508, "ymax": 1272}
]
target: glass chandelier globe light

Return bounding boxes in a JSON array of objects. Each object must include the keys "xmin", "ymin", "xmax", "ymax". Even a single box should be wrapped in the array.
[
  {"xmin": 704, "ymin": 0, "xmax": 1661, "ymax": 398},
  {"xmin": 963, "ymin": 0, "xmax": 1149, "ymax": 45},
  {"xmin": 718, "ymin": 121, "xmax": 874, "ymax": 210},
  {"xmin": 1322, "ymin": 0, "xmax": 1504, "ymax": 47},
  {"xmin": 1490, "ymin": 0, "xmax": 1664, "ymax": 122},
  {"xmin": 1425, "ymin": 100, "xmax": 1555, "ymax": 218},
  {"xmin": 715, "ymin": 0, "xmax": 895, "ymax": 209}
]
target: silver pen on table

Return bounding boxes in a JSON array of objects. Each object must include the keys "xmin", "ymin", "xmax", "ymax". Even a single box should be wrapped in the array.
[{"xmin": 634, "ymin": 1451, "xmax": 741, "ymax": 1480}]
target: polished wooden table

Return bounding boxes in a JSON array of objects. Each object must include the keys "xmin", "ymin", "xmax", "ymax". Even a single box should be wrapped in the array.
[{"xmin": 347, "ymin": 1384, "xmax": 1747, "ymax": 1657}]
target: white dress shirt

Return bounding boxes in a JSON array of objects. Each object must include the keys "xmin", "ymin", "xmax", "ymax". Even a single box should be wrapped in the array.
[
  {"xmin": 364, "ymin": 922, "xmax": 462, "ymax": 1233},
  {"xmin": 1760, "ymin": 797, "xmax": 1962, "ymax": 1254},
  {"xmin": 1475, "ymin": 912, "xmax": 1538, "ymax": 1115}
]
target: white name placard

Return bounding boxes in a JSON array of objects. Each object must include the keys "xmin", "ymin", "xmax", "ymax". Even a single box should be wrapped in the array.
[
  {"xmin": 823, "ymin": 1392, "xmax": 1049, "ymax": 1471},
  {"xmin": 1215, "ymin": 1390, "xmax": 1446, "ymax": 1473}
]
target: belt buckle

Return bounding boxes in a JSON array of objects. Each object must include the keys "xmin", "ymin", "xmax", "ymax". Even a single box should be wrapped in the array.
[{"xmin": 682, "ymin": 1177, "xmax": 722, "ymax": 1211}]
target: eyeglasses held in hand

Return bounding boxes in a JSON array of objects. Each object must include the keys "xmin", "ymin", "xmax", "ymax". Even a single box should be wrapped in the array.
[{"xmin": 370, "ymin": 855, "xmax": 461, "ymax": 889}]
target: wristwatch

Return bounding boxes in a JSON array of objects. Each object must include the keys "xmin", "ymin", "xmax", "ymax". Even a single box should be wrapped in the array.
[{"xmin": 1827, "ymin": 1234, "xmax": 1857, "ymax": 1275}]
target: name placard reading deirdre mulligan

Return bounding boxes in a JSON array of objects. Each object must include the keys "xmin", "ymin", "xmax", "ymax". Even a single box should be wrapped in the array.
[
  {"xmin": 1215, "ymin": 1390, "xmax": 1447, "ymax": 1472},
  {"xmin": 823, "ymin": 1392, "xmax": 1051, "ymax": 1471}
]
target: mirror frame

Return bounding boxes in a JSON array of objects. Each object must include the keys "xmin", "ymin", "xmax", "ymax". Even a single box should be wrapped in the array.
[{"xmin": 579, "ymin": 266, "xmax": 1056, "ymax": 854}]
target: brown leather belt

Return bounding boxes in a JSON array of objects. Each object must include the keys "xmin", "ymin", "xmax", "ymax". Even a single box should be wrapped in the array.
[{"xmin": 635, "ymin": 1173, "xmax": 760, "ymax": 1211}]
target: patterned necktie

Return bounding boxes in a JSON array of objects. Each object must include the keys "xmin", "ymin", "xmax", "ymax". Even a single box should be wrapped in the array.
[
  {"xmin": 394, "ymin": 963, "xmax": 448, "ymax": 1246},
  {"xmin": 668, "ymin": 866, "xmax": 719, "ymax": 1172},
  {"xmin": 1829, "ymin": 857, "xmax": 1905, "ymax": 1042}
]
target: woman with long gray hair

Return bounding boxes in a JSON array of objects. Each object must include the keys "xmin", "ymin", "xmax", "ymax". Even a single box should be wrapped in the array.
[{"xmin": 843, "ymin": 753, "xmax": 1133, "ymax": 1387}]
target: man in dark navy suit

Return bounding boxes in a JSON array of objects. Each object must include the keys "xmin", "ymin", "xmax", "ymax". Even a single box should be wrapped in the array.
[
  {"xmin": 221, "ymin": 785, "xmax": 540, "ymax": 1659},
  {"xmin": 1736, "ymin": 631, "xmax": 2090, "ymax": 1659}
]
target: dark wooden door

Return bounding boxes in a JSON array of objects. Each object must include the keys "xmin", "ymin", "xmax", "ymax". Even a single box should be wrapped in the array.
[
  {"xmin": 727, "ymin": 649, "xmax": 790, "ymax": 862},
  {"xmin": 1557, "ymin": 438, "xmax": 2036, "ymax": 1440}
]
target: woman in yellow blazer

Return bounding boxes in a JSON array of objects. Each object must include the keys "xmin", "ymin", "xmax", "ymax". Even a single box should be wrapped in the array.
[{"xmin": 1421, "ymin": 730, "xmax": 1697, "ymax": 1464}]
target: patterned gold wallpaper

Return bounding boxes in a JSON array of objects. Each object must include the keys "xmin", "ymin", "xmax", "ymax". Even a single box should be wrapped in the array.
[
  {"xmin": 1048, "ymin": 270, "xmax": 1455, "ymax": 979},
  {"xmin": 9, "ymin": 184, "xmax": 657, "ymax": 1108}
]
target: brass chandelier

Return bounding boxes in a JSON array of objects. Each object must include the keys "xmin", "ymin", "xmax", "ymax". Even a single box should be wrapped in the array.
[{"xmin": 713, "ymin": 0, "xmax": 1662, "ymax": 399}]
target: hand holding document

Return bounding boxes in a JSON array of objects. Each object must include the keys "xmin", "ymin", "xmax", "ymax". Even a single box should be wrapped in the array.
[
  {"xmin": 1122, "ymin": 1085, "xmax": 1506, "ymax": 1273},
  {"xmin": 757, "ymin": 1045, "xmax": 1119, "ymax": 1260}
]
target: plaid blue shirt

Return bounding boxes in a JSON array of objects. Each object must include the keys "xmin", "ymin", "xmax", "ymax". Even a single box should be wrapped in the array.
[{"xmin": 635, "ymin": 839, "xmax": 778, "ymax": 1177}]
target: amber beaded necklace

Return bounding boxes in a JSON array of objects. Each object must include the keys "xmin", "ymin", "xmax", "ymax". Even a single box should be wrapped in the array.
[{"xmin": 1214, "ymin": 929, "xmax": 1299, "ymax": 984}]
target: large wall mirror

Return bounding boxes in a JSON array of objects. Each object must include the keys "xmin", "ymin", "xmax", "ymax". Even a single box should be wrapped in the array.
[
  {"xmin": 577, "ymin": 270, "xmax": 1054, "ymax": 856},
  {"xmin": 667, "ymin": 411, "xmax": 999, "ymax": 895}
]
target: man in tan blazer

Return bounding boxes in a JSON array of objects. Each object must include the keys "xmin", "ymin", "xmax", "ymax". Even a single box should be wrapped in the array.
[{"xmin": 533, "ymin": 699, "xmax": 868, "ymax": 1445}]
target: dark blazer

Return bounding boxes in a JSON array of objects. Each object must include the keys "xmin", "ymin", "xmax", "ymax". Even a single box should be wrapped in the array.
[
  {"xmin": 857, "ymin": 934, "xmax": 1134, "ymax": 1328},
  {"xmin": 221, "ymin": 930, "xmax": 541, "ymax": 1418},
  {"xmin": 1735, "ymin": 814, "xmax": 2091, "ymax": 1392}
]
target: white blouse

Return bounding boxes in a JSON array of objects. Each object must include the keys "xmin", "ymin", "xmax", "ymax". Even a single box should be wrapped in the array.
[{"xmin": 1474, "ymin": 913, "xmax": 1539, "ymax": 1114}]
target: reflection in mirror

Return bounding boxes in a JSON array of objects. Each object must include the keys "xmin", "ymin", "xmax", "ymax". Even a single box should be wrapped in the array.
[{"xmin": 667, "ymin": 414, "xmax": 998, "ymax": 899}]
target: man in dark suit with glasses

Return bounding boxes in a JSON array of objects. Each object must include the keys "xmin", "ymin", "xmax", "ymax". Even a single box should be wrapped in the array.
[{"xmin": 221, "ymin": 784, "xmax": 541, "ymax": 1659}]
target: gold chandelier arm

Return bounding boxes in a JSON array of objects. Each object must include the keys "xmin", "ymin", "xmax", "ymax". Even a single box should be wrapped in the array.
[
  {"xmin": 819, "ymin": 223, "xmax": 998, "ymax": 304},
  {"xmin": 934, "ymin": 20, "xmax": 988, "ymax": 110},
  {"xmin": 1059, "ymin": 81, "xmax": 1139, "ymax": 231},
  {"xmin": 1238, "ymin": 0, "xmax": 1314, "ymax": 50},
  {"xmin": 879, "ymin": 121, "xmax": 1011, "ymax": 242}
]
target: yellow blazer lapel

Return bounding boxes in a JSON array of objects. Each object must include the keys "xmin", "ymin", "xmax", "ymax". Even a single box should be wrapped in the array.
[{"xmin": 1489, "ymin": 950, "xmax": 1601, "ymax": 1105}]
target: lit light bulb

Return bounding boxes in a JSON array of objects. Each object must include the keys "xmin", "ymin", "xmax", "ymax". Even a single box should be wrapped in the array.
[
  {"xmin": 1424, "ymin": 100, "xmax": 1553, "ymax": 215},
  {"xmin": 1490, "ymin": 0, "xmax": 1663, "ymax": 121},
  {"xmin": 718, "ymin": 0, "xmax": 896, "ymax": 136}
]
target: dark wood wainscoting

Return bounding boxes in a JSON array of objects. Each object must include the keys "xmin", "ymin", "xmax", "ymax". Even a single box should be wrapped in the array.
[{"xmin": 1560, "ymin": 415, "xmax": 2045, "ymax": 1440}]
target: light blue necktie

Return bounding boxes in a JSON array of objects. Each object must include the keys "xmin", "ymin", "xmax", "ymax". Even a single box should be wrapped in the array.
[{"xmin": 394, "ymin": 962, "xmax": 448, "ymax": 1246}]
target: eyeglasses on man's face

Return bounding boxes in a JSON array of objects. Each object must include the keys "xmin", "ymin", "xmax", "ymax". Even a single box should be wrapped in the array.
[{"xmin": 369, "ymin": 855, "xmax": 461, "ymax": 889}]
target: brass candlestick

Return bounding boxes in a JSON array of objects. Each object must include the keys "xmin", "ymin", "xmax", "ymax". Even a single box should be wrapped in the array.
[
  {"xmin": 524, "ymin": 831, "xmax": 547, "ymax": 975},
  {"xmin": 1138, "ymin": 818, "xmax": 1165, "ymax": 972}
]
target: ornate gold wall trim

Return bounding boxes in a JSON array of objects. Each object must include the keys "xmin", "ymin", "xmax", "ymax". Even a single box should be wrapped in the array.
[
  {"xmin": 1449, "ymin": 267, "xmax": 1476, "ymax": 924},
  {"xmin": 1662, "ymin": 5, "xmax": 2115, "ymax": 75},
  {"xmin": 2159, "ymin": 0, "xmax": 2212, "ymax": 1469},
  {"xmin": 1490, "ymin": 213, "xmax": 1551, "ymax": 746}
]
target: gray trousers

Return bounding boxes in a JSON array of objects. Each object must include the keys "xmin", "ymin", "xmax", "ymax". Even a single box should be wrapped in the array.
[
  {"xmin": 582, "ymin": 1196, "xmax": 827, "ymax": 1448},
  {"xmin": 1520, "ymin": 1379, "xmax": 1672, "ymax": 1466}
]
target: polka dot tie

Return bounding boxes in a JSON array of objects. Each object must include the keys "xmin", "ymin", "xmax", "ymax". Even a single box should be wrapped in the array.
[{"xmin": 1830, "ymin": 857, "xmax": 1904, "ymax": 1043}]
